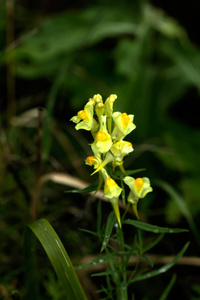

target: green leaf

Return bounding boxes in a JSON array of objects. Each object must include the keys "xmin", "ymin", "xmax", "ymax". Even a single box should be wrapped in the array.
[
  {"xmin": 155, "ymin": 180, "xmax": 200, "ymax": 247},
  {"xmin": 23, "ymin": 218, "xmax": 87, "ymax": 300},
  {"xmin": 23, "ymin": 229, "xmax": 41, "ymax": 300},
  {"xmin": 143, "ymin": 233, "xmax": 165, "ymax": 252},
  {"xmin": 91, "ymin": 270, "xmax": 119, "ymax": 278},
  {"xmin": 65, "ymin": 183, "xmax": 98, "ymax": 194},
  {"xmin": 75, "ymin": 253, "xmax": 115, "ymax": 270},
  {"xmin": 78, "ymin": 228, "xmax": 99, "ymax": 237},
  {"xmin": 114, "ymin": 168, "xmax": 146, "ymax": 179},
  {"xmin": 125, "ymin": 169, "xmax": 146, "ymax": 176},
  {"xmin": 159, "ymin": 274, "xmax": 176, "ymax": 300},
  {"xmin": 132, "ymin": 242, "xmax": 190, "ymax": 282},
  {"xmin": 101, "ymin": 211, "xmax": 116, "ymax": 252},
  {"xmin": 161, "ymin": 40, "xmax": 200, "ymax": 88},
  {"xmin": 141, "ymin": 255, "xmax": 154, "ymax": 267},
  {"xmin": 124, "ymin": 219, "xmax": 189, "ymax": 233}
]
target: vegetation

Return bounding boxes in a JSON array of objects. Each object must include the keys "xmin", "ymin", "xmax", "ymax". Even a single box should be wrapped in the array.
[{"xmin": 0, "ymin": 0, "xmax": 200, "ymax": 299}]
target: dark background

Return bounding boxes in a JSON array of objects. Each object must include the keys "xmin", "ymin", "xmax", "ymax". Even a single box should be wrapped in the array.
[{"xmin": 1, "ymin": 0, "xmax": 200, "ymax": 299}]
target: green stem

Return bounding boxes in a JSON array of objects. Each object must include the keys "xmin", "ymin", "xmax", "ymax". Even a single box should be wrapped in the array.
[
  {"xmin": 116, "ymin": 224, "xmax": 128, "ymax": 300},
  {"xmin": 127, "ymin": 229, "xmax": 143, "ymax": 285},
  {"xmin": 117, "ymin": 281, "xmax": 128, "ymax": 300}
]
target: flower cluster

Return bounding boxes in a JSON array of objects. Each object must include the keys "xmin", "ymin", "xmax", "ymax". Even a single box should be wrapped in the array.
[{"xmin": 71, "ymin": 94, "xmax": 152, "ymax": 227}]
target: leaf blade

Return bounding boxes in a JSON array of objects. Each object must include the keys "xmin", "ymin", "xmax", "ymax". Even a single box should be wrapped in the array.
[
  {"xmin": 124, "ymin": 219, "xmax": 189, "ymax": 234},
  {"xmin": 24, "ymin": 218, "xmax": 87, "ymax": 300},
  {"xmin": 101, "ymin": 211, "xmax": 116, "ymax": 252},
  {"xmin": 131, "ymin": 242, "xmax": 190, "ymax": 283}
]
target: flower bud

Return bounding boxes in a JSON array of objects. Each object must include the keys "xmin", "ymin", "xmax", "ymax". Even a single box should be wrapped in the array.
[
  {"xmin": 104, "ymin": 94, "xmax": 117, "ymax": 117},
  {"xmin": 95, "ymin": 103, "xmax": 105, "ymax": 121}
]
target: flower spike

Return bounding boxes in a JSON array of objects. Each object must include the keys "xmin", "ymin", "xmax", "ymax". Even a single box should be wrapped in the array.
[{"xmin": 70, "ymin": 93, "xmax": 153, "ymax": 227}]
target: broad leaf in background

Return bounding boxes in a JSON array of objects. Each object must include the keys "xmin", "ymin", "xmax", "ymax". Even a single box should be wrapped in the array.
[{"xmin": 23, "ymin": 218, "xmax": 87, "ymax": 300}]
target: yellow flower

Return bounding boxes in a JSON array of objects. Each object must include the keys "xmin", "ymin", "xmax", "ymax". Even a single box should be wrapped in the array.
[
  {"xmin": 85, "ymin": 156, "xmax": 101, "ymax": 169},
  {"xmin": 123, "ymin": 176, "xmax": 152, "ymax": 202},
  {"xmin": 70, "ymin": 101, "xmax": 94, "ymax": 131},
  {"xmin": 104, "ymin": 177, "xmax": 122, "ymax": 227},
  {"xmin": 104, "ymin": 94, "xmax": 117, "ymax": 133},
  {"xmin": 92, "ymin": 94, "xmax": 103, "ymax": 104},
  {"xmin": 95, "ymin": 103, "xmax": 105, "ymax": 122},
  {"xmin": 91, "ymin": 152, "xmax": 113, "ymax": 175},
  {"xmin": 112, "ymin": 112, "xmax": 136, "ymax": 140},
  {"xmin": 104, "ymin": 94, "xmax": 117, "ymax": 117},
  {"xmin": 104, "ymin": 177, "xmax": 122, "ymax": 198},
  {"xmin": 91, "ymin": 115, "xmax": 112, "ymax": 154},
  {"xmin": 91, "ymin": 141, "xmax": 133, "ymax": 175},
  {"xmin": 123, "ymin": 176, "xmax": 153, "ymax": 219},
  {"xmin": 111, "ymin": 141, "xmax": 133, "ymax": 165}
]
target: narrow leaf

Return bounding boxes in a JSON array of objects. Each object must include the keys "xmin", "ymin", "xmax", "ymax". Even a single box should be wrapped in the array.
[
  {"xmin": 159, "ymin": 274, "xmax": 176, "ymax": 300},
  {"xmin": 143, "ymin": 233, "xmax": 165, "ymax": 252},
  {"xmin": 141, "ymin": 255, "xmax": 154, "ymax": 267},
  {"xmin": 65, "ymin": 183, "xmax": 98, "ymax": 194},
  {"xmin": 78, "ymin": 228, "xmax": 99, "ymax": 237},
  {"xmin": 126, "ymin": 169, "xmax": 146, "ymax": 176},
  {"xmin": 91, "ymin": 270, "xmax": 119, "ymax": 277},
  {"xmin": 75, "ymin": 253, "xmax": 112, "ymax": 270},
  {"xmin": 132, "ymin": 242, "xmax": 190, "ymax": 282},
  {"xmin": 124, "ymin": 219, "xmax": 189, "ymax": 234},
  {"xmin": 114, "ymin": 168, "xmax": 146, "ymax": 179},
  {"xmin": 101, "ymin": 211, "xmax": 116, "ymax": 252}
]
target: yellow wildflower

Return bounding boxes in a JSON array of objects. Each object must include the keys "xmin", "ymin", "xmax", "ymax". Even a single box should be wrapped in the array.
[
  {"xmin": 123, "ymin": 176, "xmax": 153, "ymax": 219},
  {"xmin": 112, "ymin": 112, "xmax": 136, "ymax": 140},
  {"xmin": 70, "ymin": 101, "xmax": 94, "ymax": 131},
  {"xmin": 91, "ymin": 115, "xmax": 112, "ymax": 154},
  {"xmin": 104, "ymin": 177, "xmax": 122, "ymax": 227}
]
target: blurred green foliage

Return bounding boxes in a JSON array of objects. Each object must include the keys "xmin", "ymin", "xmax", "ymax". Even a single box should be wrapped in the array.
[
  {"xmin": 1, "ymin": 0, "xmax": 200, "ymax": 299},
  {"xmin": 12, "ymin": 0, "xmax": 200, "ymax": 220}
]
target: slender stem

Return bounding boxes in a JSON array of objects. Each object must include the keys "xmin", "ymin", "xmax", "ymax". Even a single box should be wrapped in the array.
[
  {"xmin": 105, "ymin": 247, "xmax": 120, "ymax": 299},
  {"xmin": 127, "ymin": 229, "xmax": 143, "ymax": 285},
  {"xmin": 116, "ymin": 225, "xmax": 128, "ymax": 300}
]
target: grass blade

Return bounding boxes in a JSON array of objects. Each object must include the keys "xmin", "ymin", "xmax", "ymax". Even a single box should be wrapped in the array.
[{"xmin": 24, "ymin": 218, "xmax": 87, "ymax": 300}]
